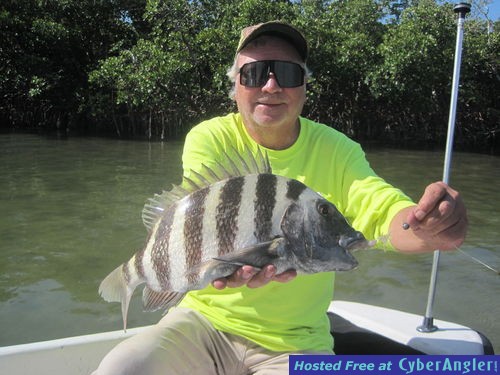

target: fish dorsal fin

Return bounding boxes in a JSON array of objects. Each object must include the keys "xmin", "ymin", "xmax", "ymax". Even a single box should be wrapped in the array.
[
  {"xmin": 141, "ymin": 185, "xmax": 188, "ymax": 230},
  {"xmin": 141, "ymin": 143, "xmax": 271, "ymax": 231}
]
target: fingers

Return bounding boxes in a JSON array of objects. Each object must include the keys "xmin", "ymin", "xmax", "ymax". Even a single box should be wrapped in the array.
[
  {"xmin": 406, "ymin": 182, "xmax": 448, "ymax": 228},
  {"xmin": 406, "ymin": 181, "xmax": 468, "ymax": 250},
  {"xmin": 247, "ymin": 267, "xmax": 297, "ymax": 288},
  {"xmin": 407, "ymin": 182, "xmax": 458, "ymax": 229},
  {"xmin": 212, "ymin": 265, "xmax": 258, "ymax": 290},
  {"xmin": 211, "ymin": 265, "xmax": 297, "ymax": 290}
]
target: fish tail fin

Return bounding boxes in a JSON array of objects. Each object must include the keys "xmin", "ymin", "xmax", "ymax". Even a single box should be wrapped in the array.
[{"xmin": 98, "ymin": 264, "xmax": 136, "ymax": 332}]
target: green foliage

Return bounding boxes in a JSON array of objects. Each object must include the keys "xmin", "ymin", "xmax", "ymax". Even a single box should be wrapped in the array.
[
  {"xmin": 300, "ymin": 0, "xmax": 385, "ymax": 138},
  {"xmin": 368, "ymin": 0, "xmax": 457, "ymax": 142},
  {"xmin": 458, "ymin": 19, "xmax": 500, "ymax": 151},
  {"xmin": 1, "ymin": 0, "xmax": 499, "ymax": 152},
  {"xmin": 1, "ymin": 0, "xmax": 142, "ymax": 131},
  {"xmin": 367, "ymin": 0, "xmax": 499, "ymax": 149}
]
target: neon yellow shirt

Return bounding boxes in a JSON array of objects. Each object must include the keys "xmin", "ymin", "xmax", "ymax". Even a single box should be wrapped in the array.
[{"xmin": 178, "ymin": 113, "xmax": 414, "ymax": 352}]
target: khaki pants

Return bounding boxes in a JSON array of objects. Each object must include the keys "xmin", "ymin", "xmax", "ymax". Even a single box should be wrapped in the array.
[{"xmin": 92, "ymin": 307, "xmax": 332, "ymax": 375}]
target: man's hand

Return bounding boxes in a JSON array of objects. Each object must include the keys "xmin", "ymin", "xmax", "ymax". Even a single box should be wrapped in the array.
[
  {"xmin": 212, "ymin": 265, "xmax": 297, "ymax": 290},
  {"xmin": 391, "ymin": 181, "xmax": 468, "ymax": 252}
]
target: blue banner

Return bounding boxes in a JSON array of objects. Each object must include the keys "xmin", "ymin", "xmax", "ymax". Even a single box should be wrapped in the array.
[{"xmin": 289, "ymin": 355, "xmax": 499, "ymax": 375}]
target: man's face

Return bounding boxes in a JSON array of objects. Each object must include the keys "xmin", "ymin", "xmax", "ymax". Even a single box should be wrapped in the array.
[{"xmin": 234, "ymin": 37, "xmax": 306, "ymax": 136}]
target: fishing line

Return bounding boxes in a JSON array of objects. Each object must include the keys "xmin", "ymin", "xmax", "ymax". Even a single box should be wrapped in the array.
[
  {"xmin": 455, "ymin": 247, "xmax": 500, "ymax": 275},
  {"xmin": 403, "ymin": 222, "xmax": 499, "ymax": 275}
]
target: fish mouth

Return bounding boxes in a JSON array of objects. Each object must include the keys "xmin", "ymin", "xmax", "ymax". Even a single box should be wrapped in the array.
[
  {"xmin": 339, "ymin": 233, "xmax": 376, "ymax": 252},
  {"xmin": 345, "ymin": 239, "xmax": 375, "ymax": 252}
]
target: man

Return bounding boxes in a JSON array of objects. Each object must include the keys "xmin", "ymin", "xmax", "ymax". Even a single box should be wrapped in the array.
[{"xmin": 93, "ymin": 21, "xmax": 467, "ymax": 374}]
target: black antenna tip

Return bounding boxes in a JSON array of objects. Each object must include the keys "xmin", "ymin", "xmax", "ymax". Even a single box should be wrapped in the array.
[{"xmin": 454, "ymin": 3, "xmax": 471, "ymax": 15}]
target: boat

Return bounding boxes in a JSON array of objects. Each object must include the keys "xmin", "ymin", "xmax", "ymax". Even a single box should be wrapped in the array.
[{"xmin": 0, "ymin": 300, "xmax": 494, "ymax": 375}]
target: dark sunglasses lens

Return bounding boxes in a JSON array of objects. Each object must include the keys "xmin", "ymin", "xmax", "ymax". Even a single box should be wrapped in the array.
[
  {"xmin": 240, "ymin": 61, "xmax": 304, "ymax": 88},
  {"xmin": 240, "ymin": 62, "xmax": 269, "ymax": 87},
  {"xmin": 273, "ymin": 61, "xmax": 304, "ymax": 88}
]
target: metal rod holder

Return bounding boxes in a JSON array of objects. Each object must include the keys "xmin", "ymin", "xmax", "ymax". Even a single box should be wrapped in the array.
[{"xmin": 417, "ymin": 2, "xmax": 471, "ymax": 334}]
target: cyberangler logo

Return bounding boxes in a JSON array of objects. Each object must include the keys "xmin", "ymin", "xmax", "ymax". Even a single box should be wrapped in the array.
[
  {"xmin": 399, "ymin": 357, "xmax": 498, "ymax": 375},
  {"xmin": 289, "ymin": 355, "xmax": 500, "ymax": 375}
]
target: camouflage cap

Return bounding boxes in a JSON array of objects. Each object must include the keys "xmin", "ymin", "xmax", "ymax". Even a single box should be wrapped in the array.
[{"xmin": 236, "ymin": 21, "xmax": 308, "ymax": 62}]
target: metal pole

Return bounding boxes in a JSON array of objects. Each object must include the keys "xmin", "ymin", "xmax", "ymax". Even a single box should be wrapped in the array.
[{"xmin": 417, "ymin": 2, "xmax": 471, "ymax": 333}]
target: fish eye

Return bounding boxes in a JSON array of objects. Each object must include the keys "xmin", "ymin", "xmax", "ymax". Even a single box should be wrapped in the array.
[{"xmin": 317, "ymin": 202, "xmax": 330, "ymax": 217}]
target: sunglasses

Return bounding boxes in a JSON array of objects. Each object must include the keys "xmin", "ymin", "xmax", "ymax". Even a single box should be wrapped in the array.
[{"xmin": 239, "ymin": 60, "xmax": 305, "ymax": 88}]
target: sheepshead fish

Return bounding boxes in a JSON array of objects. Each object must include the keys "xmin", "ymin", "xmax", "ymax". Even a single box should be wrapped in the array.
[{"xmin": 99, "ymin": 145, "xmax": 374, "ymax": 329}]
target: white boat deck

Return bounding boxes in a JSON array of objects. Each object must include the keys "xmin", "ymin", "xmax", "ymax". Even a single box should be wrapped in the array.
[{"xmin": 0, "ymin": 301, "xmax": 490, "ymax": 375}]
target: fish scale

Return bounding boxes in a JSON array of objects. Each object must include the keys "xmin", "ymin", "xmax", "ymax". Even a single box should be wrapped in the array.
[
  {"xmin": 233, "ymin": 174, "xmax": 260, "ymax": 248},
  {"xmin": 168, "ymin": 199, "xmax": 190, "ymax": 291},
  {"xmin": 151, "ymin": 210, "xmax": 174, "ymax": 290},
  {"xmin": 141, "ymin": 222, "xmax": 162, "ymax": 290},
  {"xmin": 98, "ymin": 146, "xmax": 373, "ymax": 330}
]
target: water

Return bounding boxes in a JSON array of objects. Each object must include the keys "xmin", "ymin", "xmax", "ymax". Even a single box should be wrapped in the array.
[{"xmin": 0, "ymin": 133, "xmax": 498, "ymax": 353}]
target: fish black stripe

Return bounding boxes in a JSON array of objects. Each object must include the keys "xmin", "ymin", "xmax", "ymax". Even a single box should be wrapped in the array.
[
  {"xmin": 254, "ymin": 174, "xmax": 277, "ymax": 241},
  {"xmin": 286, "ymin": 179, "xmax": 307, "ymax": 201},
  {"xmin": 216, "ymin": 177, "xmax": 244, "ymax": 256},
  {"xmin": 122, "ymin": 262, "xmax": 131, "ymax": 284},
  {"xmin": 134, "ymin": 248, "xmax": 146, "ymax": 279},
  {"xmin": 183, "ymin": 187, "xmax": 209, "ymax": 285},
  {"xmin": 151, "ymin": 206, "xmax": 175, "ymax": 289}
]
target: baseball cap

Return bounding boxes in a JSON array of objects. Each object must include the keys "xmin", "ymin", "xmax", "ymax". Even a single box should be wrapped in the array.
[{"xmin": 236, "ymin": 21, "xmax": 308, "ymax": 62}]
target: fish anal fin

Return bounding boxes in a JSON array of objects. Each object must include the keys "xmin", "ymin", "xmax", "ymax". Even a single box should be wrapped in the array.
[{"xmin": 142, "ymin": 287, "xmax": 185, "ymax": 313}]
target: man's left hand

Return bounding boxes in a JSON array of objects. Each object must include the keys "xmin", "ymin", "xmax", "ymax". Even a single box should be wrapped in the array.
[{"xmin": 405, "ymin": 181, "xmax": 468, "ymax": 251}]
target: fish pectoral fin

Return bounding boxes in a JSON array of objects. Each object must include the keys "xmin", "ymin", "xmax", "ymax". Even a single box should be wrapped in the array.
[
  {"xmin": 210, "ymin": 258, "xmax": 261, "ymax": 270},
  {"xmin": 142, "ymin": 287, "xmax": 185, "ymax": 313},
  {"xmin": 212, "ymin": 237, "xmax": 286, "ymax": 269}
]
